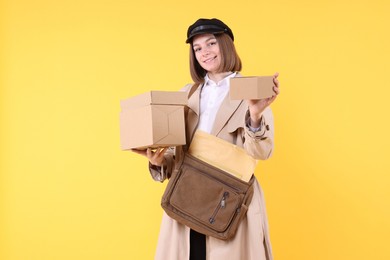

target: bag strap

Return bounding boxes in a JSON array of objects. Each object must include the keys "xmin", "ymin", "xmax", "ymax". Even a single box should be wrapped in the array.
[
  {"xmin": 174, "ymin": 83, "xmax": 200, "ymax": 170},
  {"xmin": 183, "ymin": 83, "xmax": 199, "ymax": 115},
  {"xmin": 188, "ymin": 82, "xmax": 200, "ymax": 99},
  {"xmin": 184, "ymin": 83, "xmax": 201, "ymax": 149}
]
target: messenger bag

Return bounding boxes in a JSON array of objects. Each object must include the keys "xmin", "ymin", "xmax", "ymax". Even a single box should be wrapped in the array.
[{"xmin": 161, "ymin": 152, "xmax": 254, "ymax": 240}]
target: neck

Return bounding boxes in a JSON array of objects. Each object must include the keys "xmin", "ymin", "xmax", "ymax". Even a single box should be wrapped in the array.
[{"xmin": 207, "ymin": 71, "xmax": 233, "ymax": 83}]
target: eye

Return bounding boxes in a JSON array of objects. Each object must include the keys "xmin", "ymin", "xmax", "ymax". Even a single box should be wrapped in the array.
[
  {"xmin": 194, "ymin": 47, "xmax": 201, "ymax": 52},
  {"xmin": 208, "ymin": 41, "xmax": 217, "ymax": 46}
]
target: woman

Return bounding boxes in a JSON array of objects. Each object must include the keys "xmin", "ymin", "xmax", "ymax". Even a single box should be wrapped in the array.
[{"xmin": 133, "ymin": 18, "xmax": 279, "ymax": 260}]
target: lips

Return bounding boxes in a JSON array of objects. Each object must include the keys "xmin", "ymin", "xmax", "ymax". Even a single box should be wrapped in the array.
[{"xmin": 203, "ymin": 56, "xmax": 217, "ymax": 63}]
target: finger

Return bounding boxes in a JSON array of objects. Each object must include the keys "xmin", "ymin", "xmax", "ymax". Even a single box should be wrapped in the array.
[
  {"xmin": 273, "ymin": 72, "xmax": 279, "ymax": 86},
  {"xmin": 131, "ymin": 148, "xmax": 147, "ymax": 156},
  {"xmin": 151, "ymin": 147, "xmax": 162, "ymax": 160},
  {"xmin": 154, "ymin": 147, "xmax": 166, "ymax": 159},
  {"xmin": 156, "ymin": 148, "xmax": 168, "ymax": 161},
  {"xmin": 273, "ymin": 78, "xmax": 279, "ymax": 87},
  {"xmin": 267, "ymin": 96, "xmax": 277, "ymax": 105},
  {"xmin": 273, "ymin": 86, "xmax": 280, "ymax": 95},
  {"xmin": 158, "ymin": 147, "xmax": 168, "ymax": 153},
  {"xmin": 159, "ymin": 147, "xmax": 168, "ymax": 155},
  {"xmin": 273, "ymin": 80, "xmax": 279, "ymax": 88},
  {"xmin": 146, "ymin": 148, "xmax": 153, "ymax": 159}
]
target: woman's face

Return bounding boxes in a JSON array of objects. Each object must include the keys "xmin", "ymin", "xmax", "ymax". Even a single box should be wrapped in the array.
[{"xmin": 192, "ymin": 34, "xmax": 221, "ymax": 74}]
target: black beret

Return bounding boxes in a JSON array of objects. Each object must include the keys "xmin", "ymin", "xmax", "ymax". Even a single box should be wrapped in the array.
[{"xmin": 186, "ymin": 18, "xmax": 234, "ymax": 43}]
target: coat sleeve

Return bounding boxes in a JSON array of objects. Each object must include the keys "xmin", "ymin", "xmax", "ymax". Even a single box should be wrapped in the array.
[
  {"xmin": 243, "ymin": 107, "xmax": 274, "ymax": 160},
  {"xmin": 148, "ymin": 147, "xmax": 176, "ymax": 182}
]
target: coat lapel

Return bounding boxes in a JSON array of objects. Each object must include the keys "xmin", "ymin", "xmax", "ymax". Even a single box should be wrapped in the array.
[
  {"xmin": 186, "ymin": 84, "xmax": 201, "ymax": 143},
  {"xmin": 186, "ymin": 73, "xmax": 243, "ymax": 139},
  {"xmin": 211, "ymin": 95, "xmax": 243, "ymax": 136},
  {"xmin": 210, "ymin": 73, "xmax": 244, "ymax": 136}
]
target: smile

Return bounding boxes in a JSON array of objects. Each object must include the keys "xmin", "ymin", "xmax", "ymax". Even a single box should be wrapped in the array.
[{"xmin": 203, "ymin": 56, "xmax": 217, "ymax": 63}]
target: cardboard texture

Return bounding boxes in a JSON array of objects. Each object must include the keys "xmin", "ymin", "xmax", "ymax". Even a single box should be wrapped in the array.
[
  {"xmin": 120, "ymin": 91, "xmax": 187, "ymax": 150},
  {"xmin": 230, "ymin": 76, "xmax": 275, "ymax": 100},
  {"xmin": 188, "ymin": 131, "xmax": 256, "ymax": 182},
  {"xmin": 120, "ymin": 91, "xmax": 187, "ymax": 110}
]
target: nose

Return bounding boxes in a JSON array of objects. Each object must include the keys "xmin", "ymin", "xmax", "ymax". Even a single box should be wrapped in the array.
[{"xmin": 201, "ymin": 48, "xmax": 210, "ymax": 56}]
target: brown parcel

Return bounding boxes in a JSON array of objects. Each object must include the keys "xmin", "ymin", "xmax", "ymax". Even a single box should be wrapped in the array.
[
  {"xmin": 120, "ymin": 91, "xmax": 187, "ymax": 150},
  {"xmin": 230, "ymin": 76, "xmax": 275, "ymax": 100}
]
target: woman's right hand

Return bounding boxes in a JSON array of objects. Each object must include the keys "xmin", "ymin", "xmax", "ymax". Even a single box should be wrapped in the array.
[{"xmin": 131, "ymin": 147, "xmax": 168, "ymax": 167}]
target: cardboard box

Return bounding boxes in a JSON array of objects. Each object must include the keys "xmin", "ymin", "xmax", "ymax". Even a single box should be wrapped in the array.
[
  {"xmin": 120, "ymin": 91, "xmax": 187, "ymax": 150},
  {"xmin": 230, "ymin": 76, "xmax": 275, "ymax": 100}
]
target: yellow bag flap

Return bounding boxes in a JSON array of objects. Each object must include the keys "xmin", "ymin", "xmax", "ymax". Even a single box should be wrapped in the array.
[{"xmin": 188, "ymin": 131, "xmax": 256, "ymax": 182}]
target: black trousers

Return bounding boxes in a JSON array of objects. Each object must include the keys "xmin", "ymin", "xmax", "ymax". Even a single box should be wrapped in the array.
[{"xmin": 189, "ymin": 229, "xmax": 206, "ymax": 260}]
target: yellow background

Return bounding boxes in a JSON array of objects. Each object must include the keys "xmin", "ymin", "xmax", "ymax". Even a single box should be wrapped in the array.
[{"xmin": 1, "ymin": 0, "xmax": 389, "ymax": 259}]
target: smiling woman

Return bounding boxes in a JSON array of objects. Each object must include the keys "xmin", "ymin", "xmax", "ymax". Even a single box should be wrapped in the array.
[
  {"xmin": 2, "ymin": 0, "xmax": 390, "ymax": 259},
  {"xmin": 131, "ymin": 17, "xmax": 280, "ymax": 260},
  {"xmin": 190, "ymin": 33, "xmax": 242, "ymax": 84},
  {"xmin": 193, "ymin": 35, "xmax": 221, "ymax": 73}
]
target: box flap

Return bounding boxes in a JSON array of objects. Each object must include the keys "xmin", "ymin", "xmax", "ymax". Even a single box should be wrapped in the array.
[
  {"xmin": 121, "ymin": 91, "xmax": 188, "ymax": 110},
  {"xmin": 152, "ymin": 106, "xmax": 186, "ymax": 146}
]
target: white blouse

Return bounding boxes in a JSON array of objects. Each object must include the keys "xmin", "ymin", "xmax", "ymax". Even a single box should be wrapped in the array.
[{"xmin": 197, "ymin": 72, "xmax": 237, "ymax": 133}]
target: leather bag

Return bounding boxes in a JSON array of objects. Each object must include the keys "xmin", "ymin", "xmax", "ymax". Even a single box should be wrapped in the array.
[{"xmin": 161, "ymin": 152, "xmax": 254, "ymax": 240}]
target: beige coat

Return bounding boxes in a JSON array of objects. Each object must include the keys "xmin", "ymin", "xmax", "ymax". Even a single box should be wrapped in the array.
[{"xmin": 149, "ymin": 80, "xmax": 274, "ymax": 260}]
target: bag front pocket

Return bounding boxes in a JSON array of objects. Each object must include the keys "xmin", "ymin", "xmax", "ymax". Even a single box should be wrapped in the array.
[{"xmin": 170, "ymin": 165, "xmax": 242, "ymax": 232}]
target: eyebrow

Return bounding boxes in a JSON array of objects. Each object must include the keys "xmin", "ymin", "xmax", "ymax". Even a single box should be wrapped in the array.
[{"xmin": 193, "ymin": 37, "xmax": 216, "ymax": 47}]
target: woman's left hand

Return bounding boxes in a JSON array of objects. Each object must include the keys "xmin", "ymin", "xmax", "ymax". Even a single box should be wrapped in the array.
[{"xmin": 248, "ymin": 72, "xmax": 280, "ymax": 128}]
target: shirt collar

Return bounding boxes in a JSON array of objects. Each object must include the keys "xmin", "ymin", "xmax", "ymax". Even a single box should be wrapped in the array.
[{"xmin": 204, "ymin": 72, "xmax": 237, "ymax": 87}]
